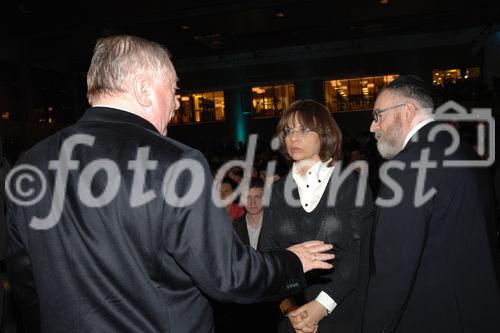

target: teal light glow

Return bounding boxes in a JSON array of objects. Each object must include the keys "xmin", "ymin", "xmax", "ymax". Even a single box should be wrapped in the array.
[
  {"xmin": 230, "ymin": 90, "xmax": 247, "ymax": 145},
  {"xmin": 235, "ymin": 112, "xmax": 246, "ymax": 144}
]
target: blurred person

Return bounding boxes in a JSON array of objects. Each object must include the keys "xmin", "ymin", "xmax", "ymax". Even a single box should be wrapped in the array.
[
  {"xmin": 214, "ymin": 177, "xmax": 281, "ymax": 333},
  {"xmin": 363, "ymin": 75, "xmax": 500, "ymax": 332},
  {"xmin": 6, "ymin": 35, "xmax": 335, "ymax": 333},
  {"xmin": 234, "ymin": 177, "xmax": 267, "ymax": 250},
  {"xmin": 260, "ymin": 100, "xmax": 374, "ymax": 333},
  {"xmin": 219, "ymin": 177, "xmax": 245, "ymax": 221}
]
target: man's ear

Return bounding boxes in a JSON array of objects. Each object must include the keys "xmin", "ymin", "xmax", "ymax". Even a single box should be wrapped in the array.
[
  {"xmin": 132, "ymin": 75, "xmax": 153, "ymax": 107},
  {"xmin": 404, "ymin": 101, "xmax": 418, "ymax": 120}
]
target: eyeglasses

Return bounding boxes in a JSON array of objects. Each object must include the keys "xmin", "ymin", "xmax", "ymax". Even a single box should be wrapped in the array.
[
  {"xmin": 281, "ymin": 127, "xmax": 316, "ymax": 139},
  {"xmin": 372, "ymin": 103, "xmax": 406, "ymax": 123}
]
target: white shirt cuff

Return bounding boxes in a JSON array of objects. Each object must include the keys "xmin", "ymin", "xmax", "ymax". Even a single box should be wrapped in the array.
[{"xmin": 315, "ymin": 291, "xmax": 337, "ymax": 314}]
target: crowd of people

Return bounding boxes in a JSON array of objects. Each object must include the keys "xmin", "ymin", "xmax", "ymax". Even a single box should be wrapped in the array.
[{"xmin": 1, "ymin": 35, "xmax": 500, "ymax": 333}]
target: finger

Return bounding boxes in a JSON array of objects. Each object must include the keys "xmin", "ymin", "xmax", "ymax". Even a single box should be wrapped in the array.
[
  {"xmin": 301, "ymin": 325, "xmax": 316, "ymax": 333},
  {"xmin": 293, "ymin": 316, "xmax": 313, "ymax": 330},
  {"xmin": 314, "ymin": 253, "xmax": 335, "ymax": 261},
  {"xmin": 290, "ymin": 317, "xmax": 302, "ymax": 327},
  {"xmin": 294, "ymin": 319, "xmax": 312, "ymax": 331},
  {"xmin": 301, "ymin": 240, "xmax": 326, "ymax": 248},
  {"xmin": 290, "ymin": 308, "xmax": 307, "ymax": 318},
  {"xmin": 310, "ymin": 261, "xmax": 334, "ymax": 270},
  {"xmin": 291, "ymin": 317, "xmax": 304, "ymax": 329},
  {"xmin": 309, "ymin": 243, "xmax": 334, "ymax": 253}
]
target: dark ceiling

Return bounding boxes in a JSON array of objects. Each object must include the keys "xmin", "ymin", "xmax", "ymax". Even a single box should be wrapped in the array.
[{"xmin": 1, "ymin": 0, "xmax": 500, "ymax": 68}]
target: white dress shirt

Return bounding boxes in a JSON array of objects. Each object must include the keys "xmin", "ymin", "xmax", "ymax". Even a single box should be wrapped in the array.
[
  {"xmin": 292, "ymin": 159, "xmax": 337, "ymax": 314},
  {"xmin": 403, "ymin": 118, "xmax": 434, "ymax": 149}
]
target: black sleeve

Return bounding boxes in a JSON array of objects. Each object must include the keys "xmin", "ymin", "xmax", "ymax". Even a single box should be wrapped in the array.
[
  {"xmin": 324, "ymin": 175, "xmax": 374, "ymax": 305},
  {"xmin": 160, "ymin": 150, "xmax": 306, "ymax": 304},
  {"xmin": 6, "ymin": 206, "xmax": 41, "ymax": 332}
]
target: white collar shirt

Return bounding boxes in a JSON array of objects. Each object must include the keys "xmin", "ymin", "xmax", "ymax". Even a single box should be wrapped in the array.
[
  {"xmin": 292, "ymin": 159, "xmax": 335, "ymax": 213},
  {"xmin": 403, "ymin": 118, "xmax": 435, "ymax": 149}
]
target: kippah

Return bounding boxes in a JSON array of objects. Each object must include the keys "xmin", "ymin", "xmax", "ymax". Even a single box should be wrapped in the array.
[{"xmin": 388, "ymin": 74, "xmax": 431, "ymax": 95}]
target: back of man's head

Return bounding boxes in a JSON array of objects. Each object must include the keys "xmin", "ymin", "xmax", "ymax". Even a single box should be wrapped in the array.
[
  {"xmin": 86, "ymin": 35, "xmax": 172, "ymax": 105},
  {"xmin": 385, "ymin": 74, "xmax": 434, "ymax": 112}
]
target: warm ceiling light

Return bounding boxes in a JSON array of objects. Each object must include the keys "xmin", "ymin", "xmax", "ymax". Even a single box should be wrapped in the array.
[
  {"xmin": 380, "ymin": 0, "xmax": 389, "ymax": 4},
  {"xmin": 276, "ymin": 12, "xmax": 285, "ymax": 18}
]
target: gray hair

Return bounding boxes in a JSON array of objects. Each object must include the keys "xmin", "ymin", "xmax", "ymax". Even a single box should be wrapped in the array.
[{"xmin": 86, "ymin": 35, "xmax": 173, "ymax": 104}]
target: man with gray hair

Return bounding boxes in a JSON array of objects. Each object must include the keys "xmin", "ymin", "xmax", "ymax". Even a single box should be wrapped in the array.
[
  {"xmin": 363, "ymin": 75, "xmax": 500, "ymax": 332},
  {"xmin": 6, "ymin": 35, "xmax": 335, "ymax": 333}
]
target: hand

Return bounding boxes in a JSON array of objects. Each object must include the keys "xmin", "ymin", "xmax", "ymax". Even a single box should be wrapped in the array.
[
  {"xmin": 290, "ymin": 300, "xmax": 327, "ymax": 332},
  {"xmin": 287, "ymin": 240, "xmax": 334, "ymax": 273},
  {"xmin": 293, "ymin": 325, "xmax": 318, "ymax": 333},
  {"xmin": 288, "ymin": 310, "xmax": 318, "ymax": 333}
]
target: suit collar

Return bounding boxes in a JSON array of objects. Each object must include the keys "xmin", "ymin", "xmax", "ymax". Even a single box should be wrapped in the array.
[
  {"xmin": 79, "ymin": 107, "xmax": 160, "ymax": 134},
  {"xmin": 403, "ymin": 118, "xmax": 434, "ymax": 149},
  {"xmin": 398, "ymin": 120, "xmax": 437, "ymax": 154}
]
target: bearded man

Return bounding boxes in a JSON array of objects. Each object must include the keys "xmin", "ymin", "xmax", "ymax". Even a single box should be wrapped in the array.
[{"xmin": 363, "ymin": 75, "xmax": 500, "ymax": 333}]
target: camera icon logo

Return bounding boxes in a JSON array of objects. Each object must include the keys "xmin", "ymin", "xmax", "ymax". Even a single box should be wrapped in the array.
[{"xmin": 429, "ymin": 100, "xmax": 495, "ymax": 167}]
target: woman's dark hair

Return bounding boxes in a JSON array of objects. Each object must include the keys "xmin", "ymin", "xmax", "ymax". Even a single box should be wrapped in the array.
[
  {"xmin": 221, "ymin": 177, "xmax": 238, "ymax": 190},
  {"xmin": 275, "ymin": 99, "xmax": 342, "ymax": 166}
]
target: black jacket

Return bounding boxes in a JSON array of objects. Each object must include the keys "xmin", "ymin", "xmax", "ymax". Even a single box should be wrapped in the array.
[
  {"xmin": 260, "ymin": 170, "xmax": 374, "ymax": 332},
  {"xmin": 363, "ymin": 121, "xmax": 500, "ymax": 333},
  {"xmin": 233, "ymin": 211, "xmax": 268, "ymax": 251},
  {"xmin": 6, "ymin": 107, "xmax": 306, "ymax": 333},
  {"xmin": 212, "ymin": 212, "xmax": 281, "ymax": 333}
]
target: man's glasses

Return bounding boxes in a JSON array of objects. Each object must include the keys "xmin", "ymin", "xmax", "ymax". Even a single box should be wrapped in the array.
[
  {"xmin": 372, "ymin": 103, "xmax": 406, "ymax": 123},
  {"xmin": 281, "ymin": 127, "xmax": 316, "ymax": 139}
]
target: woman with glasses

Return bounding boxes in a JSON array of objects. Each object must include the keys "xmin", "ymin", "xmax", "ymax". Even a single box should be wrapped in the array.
[{"xmin": 259, "ymin": 100, "xmax": 373, "ymax": 333}]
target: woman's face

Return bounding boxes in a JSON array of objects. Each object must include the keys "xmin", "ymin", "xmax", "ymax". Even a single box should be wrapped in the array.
[
  {"xmin": 219, "ymin": 182, "xmax": 233, "ymax": 200},
  {"xmin": 284, "ymin": 115, "xmax": 321, "ymax": 163}
]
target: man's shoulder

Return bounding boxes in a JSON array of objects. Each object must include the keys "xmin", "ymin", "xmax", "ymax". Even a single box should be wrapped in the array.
[
  {"xmin": 400, "ymin": 121, "xmax": 475, "ymax": 163},
  {"xmin": 233, "ymin": 216, "xmax": 246, "ymax": 229},
  {"xmin": 19, "ymin": 122, "xmax": 204, "ymax": 166}
]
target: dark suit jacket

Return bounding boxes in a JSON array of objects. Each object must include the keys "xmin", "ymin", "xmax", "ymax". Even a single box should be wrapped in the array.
[
  {"xmin": 212, "ymin": 211, "xmax": 282, "ymax": 333},
  {"xmin": 233, "ymin": 211, "xmax": 268, "ymax": 251},
  {"xmin": 363, "ymin": 121, "xmax": 500, "ymax": 333},
  {"xmin": 6, "ymin": 107, "xmax": 306, "ymax": 333}
]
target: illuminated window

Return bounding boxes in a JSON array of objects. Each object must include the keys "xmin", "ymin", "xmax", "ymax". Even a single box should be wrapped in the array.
[
  {"xmin": 252, "ymin": 83, "xmax": 295, "ymax": 117},
  {"xmin": 171, "ymin": 90, "xmax": 225, "ymax": 124},
  {"xmin": 324, "ymin": 74, "xmax": 398, "ymax": 112},
  {"xmin": 432, "ymin": 67, "xmax": 480, "ymax": 86}
]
